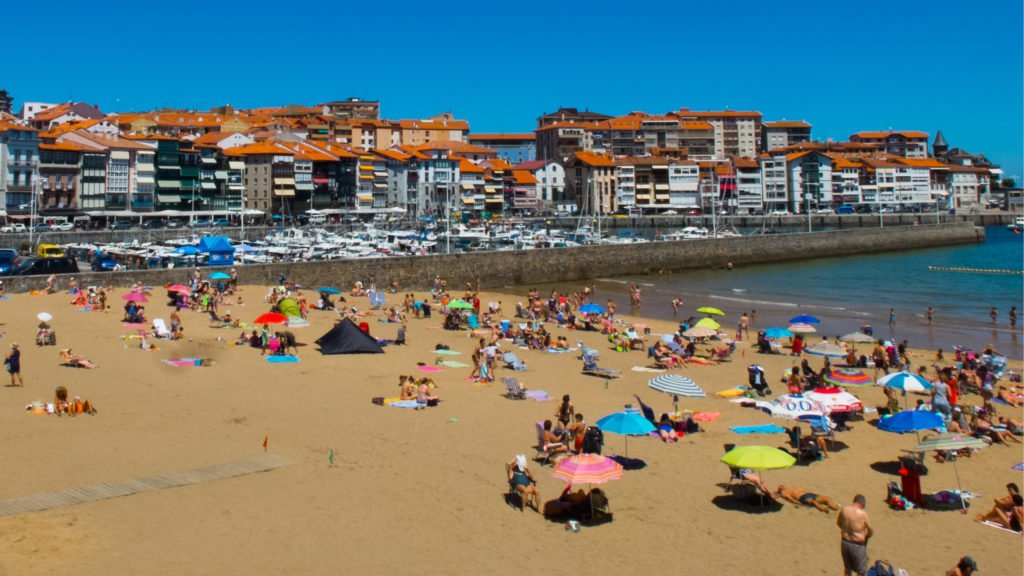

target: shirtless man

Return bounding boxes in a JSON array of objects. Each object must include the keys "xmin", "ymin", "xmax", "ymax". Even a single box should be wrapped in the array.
[
  {"xmin": 739, "ymin": 312, "xmax": 750, "ymax": 340},
  {"xmin": 778, "ymin": 485, "xmax": 840, "ymax": 513},
  {"xmin": 837, "ymin": 494, "xmax": 873, "ymax": 576}
]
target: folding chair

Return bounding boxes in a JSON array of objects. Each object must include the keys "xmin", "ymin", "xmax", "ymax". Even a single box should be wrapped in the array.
[
  {"xmin": 503, "ymin": 376, "xmax": 527, "ymax": 400},
  {"xmin": 534, "ymin": 421, "xmax": 565, "ymax": 465}
]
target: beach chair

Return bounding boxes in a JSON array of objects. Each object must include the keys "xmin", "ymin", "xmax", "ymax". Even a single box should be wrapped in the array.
[
  {"xmin": 153, "ymin": 318, "xmax": 172, "ymax": 339},
  {"xmin": 577, "ymin": 342, "xmax": 600, "ymax": 361},
  {"xmin": 581, "ymin": 352, "xmax": 622, "ymax": 380},
  {"xmin": 466, "ymin": 315, "xmax": 480, "ymax": 330},
  {"xmin": 534, "ymin": 421, "xmax": 566, "ymax": 465},
  {"xmin": 503, "ymin": 376, "xmax": 527, "ymax": 400},
  {"xmin": 799, "ymin": 414, "xmax": 836, "ymax": 451},
  {"xmin": 712, "ymin": 342, "xmax": 736, "ymax": 363},
  {"xmin": 503, "ymin": 351, "xmax": 527, "ymax": 371}
]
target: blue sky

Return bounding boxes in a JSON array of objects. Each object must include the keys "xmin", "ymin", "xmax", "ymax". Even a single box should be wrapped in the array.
[{"xmin": 4, "ymin": 0, "xmax": 1021, "ymax": 178}]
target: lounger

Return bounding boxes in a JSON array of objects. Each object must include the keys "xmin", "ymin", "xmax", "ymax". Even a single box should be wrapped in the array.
[
  {"xmin": 152, "ymin": 318, "xmax": 172, "ymax": 339},
  {"xmin": 503, "ymin": 376, "xmax": 527, "ymax": 400},
  {"xmin": 503, "ymin": 352, "xmax": 527, "ymax": 371},
  {"xmin": 581, "ymin": 355, "xmax": 622, "ymax": 380}
]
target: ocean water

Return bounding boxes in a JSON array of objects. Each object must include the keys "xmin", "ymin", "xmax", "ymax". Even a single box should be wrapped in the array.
[{"xmin": 509, "ymin": 226, "xmax": 1024, "ymax": 358}]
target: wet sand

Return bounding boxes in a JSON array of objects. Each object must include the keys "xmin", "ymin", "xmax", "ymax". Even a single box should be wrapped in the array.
[{"xmin": 0, "ymin": 283, "xmax": 1021, "ymax": 575}]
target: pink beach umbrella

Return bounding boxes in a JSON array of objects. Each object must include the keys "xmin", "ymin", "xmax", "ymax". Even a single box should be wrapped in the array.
[{"xmin": 122, "ymin": 293, "xmax": 148, "ymax": 303}]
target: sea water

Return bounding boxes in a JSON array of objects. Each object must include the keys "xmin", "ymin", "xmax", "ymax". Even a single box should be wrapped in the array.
[{"xmin": 517, "ymin": 226, "xmax": 1024, "ymax": 358}]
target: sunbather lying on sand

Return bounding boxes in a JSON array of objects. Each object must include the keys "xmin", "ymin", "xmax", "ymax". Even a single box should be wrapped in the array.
[
  {"xmin": 778, "ymin": 485, "xmax": 840, "ymax": 512},
  {"xmin": 54, "ymin": 386, "xmax": 97, "ymax": 417},
  {"xmin": 59, "ymin": 349, "xmax": 96, "ymax": 369}
]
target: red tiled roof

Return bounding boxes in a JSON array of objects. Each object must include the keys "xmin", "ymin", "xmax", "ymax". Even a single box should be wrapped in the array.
[
  {"xmin": 574, "ymin": 151, "xmax": 616, "ymax": 167},
  {"xmin": 512, "ymin": 170, "xmax": 538, "ymax": 185},
  {"xmin": 468, "ymin": 133, "xmax": 535, "ymax": 141},
  {"xmin": 764, "ymin": 121, "xmax": 811, "ymax": 129},
  {"xmin": 851, "ymin": 130, "xmax": 929, "ymax": 140},
  {"xmin": 513, "ymin": 160, "xmax": 547, "ymax": 170}
]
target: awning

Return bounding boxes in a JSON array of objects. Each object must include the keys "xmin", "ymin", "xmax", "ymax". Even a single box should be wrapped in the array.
[
  {"xmin": 485, "ymin": 186, "xmax": 499, "ymax": 193},
  {"xmin": 373, "ymin": 183, "xmax": 387, "ymax": 188},
  {"xmin": 157, "ymin": 194, "xmax": 181, "ymax": 203},
  {"xmin": 228, "ymin": 184, "xmax": 244, "ymax": 190},
  {"xmin": 273, "ymin": 189, "xmax": 295, "ymax": 197},
  {"xmin": 655, "ymin": 184, "xmax": 669, "ymax": 190},
  {"xmin": 111, "ymin": 150, "xmax": 130, "ymax": 160},
  {"xmin": 295, "ymin": 183, "xmax": 314, "ymax": 191},
  {"xmin": 485, "ymin": 198, "xmax": 503, "ymax": 204},
  {"xmin": 374, "ymin": 171, "xmax": 387, "ymax": 176},
  {"xmin": 312, "ymin": 177, "xmax": 329, "ymax": 184},
  {"xmin": 462, "ymin": 198, "xmax": 476, "ymax": 205},
  {"xmin": 229, "ymin": 161, "xmax": 245, "ymax": 170},
  {"xmin": 215, "ymin": 171, "xmax": 228, "ymax": 179},
  {"xmin": 359, "ymin": 174, "xmax": 373, "ymax": 180},
  {"xmin": 201, "ymin": 182, "xmax": 216, "ymax": 190},
  {"xmin": 136, "ymin": 176, "xmax": 155, "ymax": 184},
  {"xmin": 359, "ymin": 165, "xmax": 374, "ymax": 171},
  {"xmin": 273, "ymin": 178, "xmax": 295, "ymax": 185},
  {"xmin": 357, "ymin": 194, "xmax": 373, "ymax": 201},
  {"xmin": 158, "ymin": 180, "xmax": 181, "ymax": 188},
  {"xmin": 136, "ymin": 164, "xmax": 155, "ymax": 172},
  {"xmin": 200, "ymin": 157, "xmax": 217, "ymax": 164},
  {"xmin": 157, "ymin": 165, "xmax": 180, "ymax": 170}
]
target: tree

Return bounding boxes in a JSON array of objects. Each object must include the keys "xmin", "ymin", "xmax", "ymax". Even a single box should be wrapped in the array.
[{"xmin": 1000, "ymin": 178, "xmax": 1016, "ymax": 188}]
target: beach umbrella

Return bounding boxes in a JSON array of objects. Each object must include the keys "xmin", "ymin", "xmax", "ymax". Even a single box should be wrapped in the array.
[
  {"xmin": 694, "ymin": 317, "xmax": 720, "ymax": 330},
  {"xmin": 122, "ymin": 293, "xmax": 148, "ymax": 303},
  {"xmin": 914, "ymin": 433, "xmax": 990, "ymax": 511},
  {"xmin": 167, "ymin": 284, "xmax": 191, "ymax": 295},
  {"xmin": 552, "ymin": 453, "xmax": 624, "ymax": 485},
  {"xmin": 764, "ymin": 327, "xmax": 792, "ymax": 339},
  {"xmin": 804, "ymin": 341, "xmax": 846, "ymax": 358},
  {"xmin": 210, "ymin": 272, "xmax": 231, "ymax": 280},
  {"xmin": 173, "ymin": 245, "xmax": 201, "ymax": 256},
  {"xmin": 317, "ymin": 287, "xmax": 342, "ymax": 295},
  {"xmin": 788, "ymin": 323, "xmax": 817, "ymax": 334},
  {"xmin": 579, "ymin": 303, "xmax": 605, "ymax": 315},
  {"xmin": 697, "ymin": 306, "xmax": 724, "ymax": 316},
  {"xmin": 36, "ymin": 312, "xmax": 53, "ymax": 322},
  {"xmin": 789, "ymin": 314, "xmax": 821, "ymax": 325},
  {"xmin": 823, "ymin": 368, "xmax": 873, "ymax": 387},
  {"xmin": 878, "ymin": 371, "xmax": 933, "ymax": 393},
  {"xmin": 596, "ymin": 410, "xmax": 656, "ymax": 457},
  {"xmin": 737, "ymin": 394, "xmax": 826, "ymax": 420},
  {"xmin": 841, "ymin": 332, "xmax": 876, "ymax": 344},
  {"xmin": 877, "ymin": 410, "xmax": 943, "ymax": 434},
  {"xmin": 253, "ymin": 312, "xmax": 288, "ymax": 325},
  {"xmin": 721, "ymin": 445, "xmax": 796, "ymax": 470},
  {"xmin": 682, "ymin": 326, "xmax": 717, "ymax": 339},
  {"xmin": 804, "ymin": 388, "xmax": 863, "ymax": 413},
  {"xmin": 648, "ymin": 375, "xmax": 705, "ymax": 410},
  {"xmin": 446, "ymin": 300, "xmax": 475, "ymax": 310}
]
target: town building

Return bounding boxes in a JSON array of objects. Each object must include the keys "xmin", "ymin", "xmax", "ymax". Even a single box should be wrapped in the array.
[
  {"xmin": 512, "ymin": 160, "xmax": 564, "ymax": 212},
  {"xmin": 0, "ymin": 90, "xmax": 12, "ymax": 115},
  {"xmin": 564, "ymin": 151, "xmax": 617, "ymax": 215},
  {"xmin": 468, "ymin": 133, "xmax": 535, "ymax": 164},
  {"xmin": 0, "ymin": 120, "xmax": 39, "ymax": 213},
  {"xmin": 849, "ymin": 131, "xmax": 929, "ymax": 158},
  {"xmin": 537, "ymin": 107, "xmax": 611, "ymax": 128},
  {"xmin": 322, "ymin": 98, "xmax": 379, "ymax": 120},
  {"xmin": 674, "ymin": 108, "xmax": 762, "ymax": 159},
  {"xmin": 762, "ymin": 120, "xmax": 812, "ymax": 151}
]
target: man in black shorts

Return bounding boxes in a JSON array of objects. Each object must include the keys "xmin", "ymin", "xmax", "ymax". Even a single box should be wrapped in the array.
[{"xmin": 778, "ymin": 485, "xmax": 840, "ymax": 512}]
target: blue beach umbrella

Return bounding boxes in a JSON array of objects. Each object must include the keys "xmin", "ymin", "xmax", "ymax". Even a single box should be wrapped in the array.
[
  {"xmin": 789, "ymin": 314, "xmax": 821, "ymax": 324},
  {"xmin": 764, "ymin": 327, "xmax": 793, "ymax": 339},
  {"xmin": 596, "ymin": 410, "xmax": 656, "ymax": 458},
  {"xmin": 317, "ymin": 287, "xmax": 342, "ymax": 295},
  {"xmin": 877, "ymin": 410, "xmax": 943, "ymax": 434},
  {"xmin": 579, "ymin": 303, "xmax": 605, "ymax": 315},
  {"xmin": 209, "ymin": 272, "xmax": 231, "ymax": 280}
]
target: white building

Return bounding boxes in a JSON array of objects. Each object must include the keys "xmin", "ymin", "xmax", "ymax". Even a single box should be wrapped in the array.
[{"xmin": 513, "ymin": 160, "xmax": 564, "ymax": 208}]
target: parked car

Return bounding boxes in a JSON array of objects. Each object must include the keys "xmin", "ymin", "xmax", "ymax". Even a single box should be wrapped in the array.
[
  {"xmin": 91, "ymin": 254, "xmax": 119, "ymax": 272},
  {"xmin": 0, "ymin": 248, "xmax": 17, "ymax": 275},
  {"xmin": 0, "ymin": 223, "xmax": 26, "ymax": 233},
  {"xmin": 109, "ymin": 220, "xmax": 134, "ymax": 230},
  {"xmin": 142, "ymin": 220, "xmax": 165, "ymax": 229},
  {"xmin": 50, "ymin": 222, "xmax": 74, "ymax": 231},
  {"xmin": 9, "ymin": 256, "xmax": 79, "ymax": 276},
  {"xmin": 769, "ymin": 209, "xmax": 791, "ymax": 216},
  {"xmin": 685, "ymin": 208, "xmax": 702, "ymax": 216},
  {"xmin": 166, "ymin": 219, "xmax": 185, "ymax": 229},
  {"xmin": 878, "ymin": 207, "xmax": 894, "ymax": 214},
  {"xmin": 854, "ymin": 205, "xmax": 873, "ymax": 214},
  {"xmin": 189, "ymin": 219, "xmax": 212, "ymax": 228},
  {"xmin": 31, "ymin": 223, "xmax": 50, "ymax": 232},
  {"xmin": 836, "ymin": 205, "xmax": 856, "ymax": 214},
  {"xmin": 212, "ymin": 219, "xmax": 231, "ymax": 227},
  {"xmin": 813, "ymin": 208, "xmax": 834, "ymax": 214}
]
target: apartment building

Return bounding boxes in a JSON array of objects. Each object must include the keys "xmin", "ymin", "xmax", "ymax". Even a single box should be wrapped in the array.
[
  {"xmin": 457, "ymin": 158, "xmax": 486, "ymax": 212},
  {"xmin": 395, "ymin": 113, "xmax": 468, "ymax": 146},
  {"xmin": 62, "ymin": 132, "xmax": 158, "ymax": 212},
  {"xmin": 374, "ymin": 148, "xmax": 416, "ymax": 214},
  {"xmin": 564, "ymin": 151, "xmax": 617, "ymax": 215},
  {"xmin": 0, "ymin": 120, "xmax": 39, "ymax": 213},
  {"xmin": 0, "ymin": 90, "xmax": 12, "ymax": 115},
  {"xmin": 675, "ymin": 108, "xmax": 762, "ymax": 159},
  {"xmin": 537, "ymin": 107, "xmax": 611, "ymax": 128},
  {"xmin": 509, "ymin": 170, "xmax": 538, "ymax": 212},
  {"xmin": 732, "ymin": 157, "xmax": 763, "ymax": 214},
  {"xmin": 322, "ymin": 98, "xmax": 379, "ymax": 120},
  {"xmin": 226, "ymin": 142, "xmax": 295, "ymax": 215},
  {"xmin": 467, "ymin": 133, "xmax": 535, "ymax": 164},
  {"xmin": 762, "ymin": 120, "xmax": 812, "ymax": 151},
  {"xmin": 849, "ymin": 131, "xmax": 929, "ymax": 158},
  {"xmin": 512, "ymin": 160, "xmax": 564, "ymax": 209},
  {"xmin": 534, "ymin": 122, "xmax": 598, "ymax": 162}
]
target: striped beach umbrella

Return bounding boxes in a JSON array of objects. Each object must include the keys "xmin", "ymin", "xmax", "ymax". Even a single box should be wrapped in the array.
[
  {"xmin": 683, "ymin": 326, "xmax": 718, "ymax": 339},
  {"xmin": 788, "ymin": 323, "xmax": 817, "ymax": 334},
  {"xmin": 878, "ymin": 371, "xmax": 933, "ymax": 392},
  {"xmin": 552, "ymin": 454, "xmax": 624, "ymax": 485},
  {"xmin": 648, "ymin": 374, "xmax": 706, "ymax": 398},
  {"xmin": 804, "ymin": 342, "xmax": 846, "ymax": 358},
  {"xmin": 841, "ymin": 332, "xmax": 876, "ymax": 344},
  {"xmin": 823, "ymin": 368, "xmax": 874, "ymax": 387}
]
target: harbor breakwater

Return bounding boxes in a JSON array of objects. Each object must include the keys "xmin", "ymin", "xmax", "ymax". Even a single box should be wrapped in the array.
[{"xmin": 0, "ymin": 222, "xmax": 984, "ymax": 294}]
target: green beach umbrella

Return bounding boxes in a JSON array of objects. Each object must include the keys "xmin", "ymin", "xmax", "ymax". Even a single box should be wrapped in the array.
[
  {"xmin": 446, "ymin": 300, "xmax": 475, "ymax": 310},
  {"xmin": 694, "ymin": 317, "xmax": 720, "ymax": 330},
  {"xmin": 697, "ymin": 306, "xmax": 724, "ymax": 316},
  {"xmin": 721, "ymin": 445, "xmax": 796, "ymax": 470}
]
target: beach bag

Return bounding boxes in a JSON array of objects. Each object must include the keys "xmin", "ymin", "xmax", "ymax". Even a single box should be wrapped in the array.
[
  {"xmin": 866, "ymin": 560, "xmax": 894, "ymax": 576},
  {"xmin": 582, "ymin": 426, "xmax": 604, "ymax": 455}
]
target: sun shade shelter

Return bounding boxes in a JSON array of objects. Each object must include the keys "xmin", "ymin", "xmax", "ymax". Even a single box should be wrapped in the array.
[
  {"xmin": 197, "ymin": 236, "xmax": 235, "ymax": 266},
  {"xmin": 315, "ymin": 318, "xmax": 385, "ymax": 355}
]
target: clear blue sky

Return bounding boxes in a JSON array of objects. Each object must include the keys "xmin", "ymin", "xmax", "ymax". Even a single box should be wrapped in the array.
[{"xmin": 4, "ymin": 0, "xmax": 1021, "ymax": 179}]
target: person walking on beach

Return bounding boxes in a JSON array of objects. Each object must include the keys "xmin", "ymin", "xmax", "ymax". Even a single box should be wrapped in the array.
[
  {"xmin": 5, "ymin": 343, "xmax": 23, "ymax": 387},
  {"xmin": 837, "ymin": 494, "xmax": 873, "ymax": 576},
  {"xmin": 887, "ymin": 309, "xmax": 896, "ymax": 329},
  {"xmin": 1010, "ymin": 306, "xmax": 1018, "ymax": 330},
  {"xmin": 990, "ymin": 307, "xmax": 998, "ymax": 325}
]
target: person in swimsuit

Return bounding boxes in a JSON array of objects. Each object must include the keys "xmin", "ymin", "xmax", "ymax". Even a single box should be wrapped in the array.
[
  {"xmin": 837, "ymin": 494, "xmax": 873, "ymax": 576},
  {"xmin": 656, "ymin": 413, "xmax": 678, "ymax": 442},
  {"xmin": 555, "ymin": 395, "xmax": 575, "ymax": 428},
  {"xmin": 506, "ymin": 455, "xmax": 541, "ymax": 512},
  {"xmin": 778, "ymin": 485, "xmax": 840, "ymax": 512}
]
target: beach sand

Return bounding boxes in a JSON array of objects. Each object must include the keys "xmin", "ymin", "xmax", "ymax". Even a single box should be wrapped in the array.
[{"xmin": 0, "ymin": 284, "xmax": 1021, "ymax": 575}]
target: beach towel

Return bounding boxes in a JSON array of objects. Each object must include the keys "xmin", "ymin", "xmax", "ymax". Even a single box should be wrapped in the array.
[
  {"xmin": 730, "ymin": 424, "xmax": 787, "ymax": 435},
  {"xmin": 390, "ymin": 400, "xmax": 421, "ymax": 409},
  {"xmin": 286, "ymin": 317, "xmax": 309, "ymax": 328},
  {"xmin": 163, "ymin": 357, "xmax": 208, "ymax": 367},
  {"xmin": 980, "ymin": 520, "xmax": 1023, "ymax": 534},
  {"xmin": 76, "ymin": 306, "xmax": 91, "ymax": 311},
  {"xmin": 266, "ymin": 355, "xmax": 299, "ymax": 363},
  {"xmin": 434, "ymin": 349, "xmax": 461, "ymax": 356},
  {"xmin": 0, "ymin": 296, "xmax": 9, "ymax": 300},
  {"xmin": 545, "ymin": 348, "xmax": 571, "ymax": 354},
  {"xmin": 716, "ymin": 387, "xmax": 747, "ymax": 398},
  {"xmin": 122, "ymin": 323, "xmax": 144, "ymax": 328},
  {"xmin": 692, "ymin": 411, "xmax": 721, "ymax": 422},
  {"xmin": 525, "ymin": 390, "xmax": 551, "ymax": 401},
  {"xmin": 440, "ymin": 360, "xmax": 469, "ymax": 368},
  {"xmin": 416, "ymin": 365, "xmax": 443, "ymax": 373},
  {"xmin": 632, "ymin": 366, "xmax": 666, "ymax": 373},
  {"xmin": 686, "ymin": 357, "xmax": 714, "ymax": 366}
]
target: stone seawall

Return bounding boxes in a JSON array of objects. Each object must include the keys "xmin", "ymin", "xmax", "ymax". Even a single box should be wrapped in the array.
[{"xmin": 0, "ymin": 223, "xmax": 982, "ymax": 294}]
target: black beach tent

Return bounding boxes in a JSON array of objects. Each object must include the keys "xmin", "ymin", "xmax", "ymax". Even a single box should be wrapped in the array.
[{"xmin": 315, "ymin": 318, "xmax": 385, "ymax": 354}]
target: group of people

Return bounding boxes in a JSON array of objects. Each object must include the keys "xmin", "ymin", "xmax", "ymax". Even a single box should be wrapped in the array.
[{"xmin": 397, "ymin": 374, "xmax": 440, "ymax": 406}]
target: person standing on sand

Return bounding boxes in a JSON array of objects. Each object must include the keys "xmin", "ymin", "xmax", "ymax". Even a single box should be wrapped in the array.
[
  {"xmin": 739, "ymin": 313, "xmax": 750, "ymax": 340},
  {"xmin": 837, "ymin": 494, "xmax": 873, "ymax": 576},
  {"xmin": 5, "ymin": 343, "xmax": 23, "ymax": 387}
]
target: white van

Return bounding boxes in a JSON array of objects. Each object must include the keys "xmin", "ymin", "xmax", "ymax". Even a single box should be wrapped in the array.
[{"xmin": 308, "ymin": 213, "xmax": 327, "ymax": 225}]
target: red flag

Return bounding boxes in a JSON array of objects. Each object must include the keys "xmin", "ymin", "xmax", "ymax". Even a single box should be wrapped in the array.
[{"xmin": 262, "ymin": 436, "xmax": 268, "ymax": 451}]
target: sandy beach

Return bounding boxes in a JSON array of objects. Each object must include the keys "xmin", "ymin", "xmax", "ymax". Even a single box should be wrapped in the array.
[{"xmin": 0, "ymin": 280, "xmax": 1021, "ymax": 576}]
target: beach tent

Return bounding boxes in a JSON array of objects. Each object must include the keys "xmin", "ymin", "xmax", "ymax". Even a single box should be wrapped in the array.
[
  {"xmin": 198, "ymin": 236, "xmax": 235, "ymax": 266},
  {"xmin": 315, "ymin": 319, "xmax": 384, "ymax": 355},
  {"xmin": 277, "ymin": 298, "xmax": 300, "ymax": 318}
]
